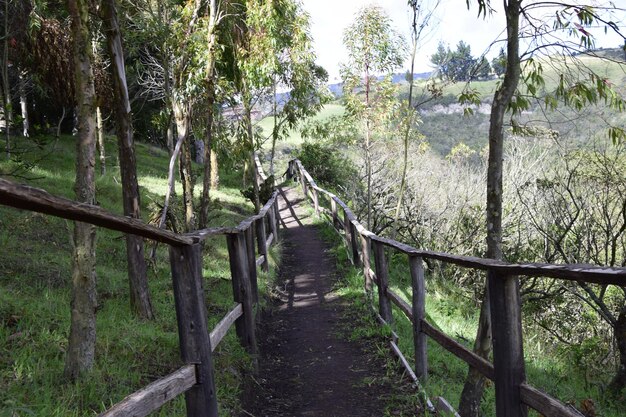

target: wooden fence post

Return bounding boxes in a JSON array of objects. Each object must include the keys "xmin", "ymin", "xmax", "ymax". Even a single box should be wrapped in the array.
[
  {"xmin": 312, "ymin": 188, "xmax": 319, "ymax": 216},
  {"xmin": 331, "ymin": 198, "xmax": 338, "ymax": 230},
  {"xmin": 372, "ymin": 240, "xmax": 393, "ymax": 324},
  {"xmin": 255, "ymin": 217, "xmax": 269, "ymax": 272},
  {"xmin": 343, "ymin": 210, "xmax": 351, "ymax": 248},
  {"xmin": 273, "ymin": 199, "xmax": 281, "ymax": 240},
  {"xmin": 169, "ymin": 244, "xmax": 219, "ymax": 417},
  {"xmin": 244, "ymin": 226, "xmax": 259, "ymax": 303},
  {"xmin": 409, "ymin": 255, "xmax": 427, "ymax": 380},
  {"xmin": 361, "ymin": 234, "xmax": 372, "ymax": 292},
  {"xmin": 268, "ymin": 200, "xmax": 279, "ymax": 244},
  {"xmin": 488, "ymin": 270, "xmax": 527, "ymax": 417},
  {"xmin": 226, "ymin": 232, "xmax": 258, "ymax": 355},
  {"xmin": 349, "ymin": 222, "xmax": 361, "ymax": 267},
  {"xmin": 301, "ymin": 169, "xmax": 308, "ymax": 199}
]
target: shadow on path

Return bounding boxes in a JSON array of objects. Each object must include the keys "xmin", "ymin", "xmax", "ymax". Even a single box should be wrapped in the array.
[{"xmin": 240, "ymin": 185, "xmax": 404, "ymax": 417}]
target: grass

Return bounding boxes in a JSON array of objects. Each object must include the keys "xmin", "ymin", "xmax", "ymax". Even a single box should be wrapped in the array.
[{"xmin": 0, "ymin": 134, "xmax": 270, "ymax": 416}]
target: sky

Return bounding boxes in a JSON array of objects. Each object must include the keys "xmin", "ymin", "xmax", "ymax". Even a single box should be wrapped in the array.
[{"xmin": 302, "ymin": 0, "xmax": 626, "ymax": 82}]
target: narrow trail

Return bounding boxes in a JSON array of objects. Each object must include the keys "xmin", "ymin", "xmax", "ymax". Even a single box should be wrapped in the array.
[{"xmin": 241, "ymin": 184, "xmax": 412, "ymax": 417}]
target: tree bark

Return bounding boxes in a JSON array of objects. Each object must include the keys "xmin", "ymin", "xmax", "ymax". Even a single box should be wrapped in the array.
[
  {"xmin": 173, "ymin": 100, "xmax": 195, "ymax": 231},
  {"xmin": 18, "ymin": 70, "xmax": 29, "ymax": 137},
  {"xmin": 608, "ymin": 306, "xmax": 626, "ymax": 395},
  {"xmin": 244, "ymin": 90, "xmax": 260, "ymax": 212},
  {"xmin": 458, "ymin": 1, "xmax": 522, "ymax": 416},
  {"xmin": 210, "ymin": 146, "xmax": 219, "ymax": 190},
  {"xmin": 2, "ymin": 0, "xmax": 10, "ymax": 158},
  {"xmin": 64, "ymin": 0, "xmax": 98, "ymax": 381},
  {"xmin": 102, "ymin": 0, "xmax": 154, "ymax": 320},
  {"xmin": 199, "ymin": 1, "xmax": 219, "ymax": 229},
  {"xmin": 199, "ymin": 83, "xmax": 215, "ymax": 230},
  {"xmin": 95, "ymin": 106, "xmax": 106, "ymax": 175}
]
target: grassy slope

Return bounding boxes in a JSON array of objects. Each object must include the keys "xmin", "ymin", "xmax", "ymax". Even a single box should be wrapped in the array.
[{"xmin": 0, "ymin": 135, "xmax": 268, "ymax": 416}]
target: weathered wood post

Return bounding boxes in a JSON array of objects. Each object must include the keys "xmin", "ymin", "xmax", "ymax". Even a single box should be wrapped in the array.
[
  {"xmin": 372, "ymin": 240, "xmax": 393, "ymax": 323},
  {"xmin": 268, "ymin": 199, "xmax": 279, "ymax": 244},
  {"xmin": 300, "ymin": 167, "xmax": 308, "ymax": 199},
  {"xmin": 488, "ymin": 270, "xmax": 527, "ymax": 417},
  {"xmin": 273, "ymin": 198, "xmax": 281, "ymax": 240},
  {"xmin": 409, "ymin": 255, "xmax": 427, "ymax": 380},
  {"xmin": 255, "ymin": 217, "xmax": 269, "ymax": 272},
  {"xmin": 361, "ymin": 234, "xmax": 372, "ymax": 292},
  {"xmin": 343, "ymin": 210, "xmax": 351, "ymax": 248},
  {"xmin": 312, "ymin": 187, "xmax": 319, "ymax": 216},
  {"xmin": 331, "ymin": 198, "xmax": 338, "ymax": 230},
  {"xmin": 226, "ymin": 232, "xmax": 258, "ymax": 356},
  {"xmin": 349, "ymin": 222, "xmax": 361, "ymax": 267},
  {"xmin": 244, "ymin": 226, "xmax": 259, "ymax": 303},
  {"xmin": 169, "ymin": 244, "xmax": 219, "ymax": 417}
]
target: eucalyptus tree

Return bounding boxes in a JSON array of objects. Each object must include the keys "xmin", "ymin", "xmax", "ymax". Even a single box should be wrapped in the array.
[
  {"xmin": 265, "ymin": 5, "xmax": 330, "ymax": 176},
  {"xmin": 101, "ymin": 0, "xmax": 154, "ymax": 320},
  {"xmin": 341, "ymin": 5, "xmax": 406, "ymax": 229},
  {"xmin": 393, "ymin": 0, "xmax": 440, "ymax": 230},
  {"xmin": 457, "ymin": 1, "xmax": 626, "ymax": 415},
  {"xmin": 231, "ymin": 0, "xmax": 326, "ymax": 211},
  {"xmin": 64, "ymin": 0, "xmax": 98, "ymax": 381}
]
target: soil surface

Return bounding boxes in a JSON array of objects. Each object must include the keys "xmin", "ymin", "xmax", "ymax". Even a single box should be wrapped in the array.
[{"xmin": 240, "ymin": 185, "xmax": 416, "ymax": 417}]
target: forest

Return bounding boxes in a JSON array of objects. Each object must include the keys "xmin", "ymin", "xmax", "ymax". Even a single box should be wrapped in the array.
[{"xmin": 0, "ymin": 0, "xmax": 626, "ymax": 416}]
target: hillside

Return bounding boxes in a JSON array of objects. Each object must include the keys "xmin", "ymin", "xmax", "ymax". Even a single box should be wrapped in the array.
[{"xmin": 0, "ymin": 136, "xmax": 262, "ymax": 416}]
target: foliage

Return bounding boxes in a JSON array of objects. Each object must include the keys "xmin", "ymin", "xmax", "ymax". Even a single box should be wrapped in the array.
[
  {"xmin": 240, "ymin": 175, "xmax": 275, "ymax": 206},
  {"xmin": 295, "ymin": 142, "xmax": 357, "ymax": 191},
  {"xmin": 430, "ymin": 41, "xmax": 486, "ymax": 82}
]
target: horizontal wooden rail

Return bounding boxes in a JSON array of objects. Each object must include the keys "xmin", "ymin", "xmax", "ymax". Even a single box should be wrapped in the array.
[
  {"xmin": 520, "ymin": 384, "xmax": 582, "ymax": 417},
  {"xmin": 291, "ymin": 161, "xmax": 626, "ymax": 285},
  {"xmin": 387, "ymin": 289, "xmax": 413, "ymax": 321},
  {"xmin": 189, "ymin": 190, "xmax": 279, "ymax": 243},
  {"xmin": 209, "ymin": 304, "xmax": 243, "ymax": 351},
  {"xmin": 99, "ymin": 365, "xmax": 196, "ymax": 417},
  {"xmin": 291, "ymin": 158, "xmax": 608, "ymax": 417},
  {"xmin": 0, "ymin": 178, "xmax": 194, "ymax": 247}
]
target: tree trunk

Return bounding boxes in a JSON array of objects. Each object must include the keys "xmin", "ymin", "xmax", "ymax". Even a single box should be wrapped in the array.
[
  {"xmin": 64, "ymin": 0, "xmax": 98, "ymax": 381},
  {"xmin": 364, "ymin": 66, "xmax": 372, "ymax": 230},
  {"xmin": 244, "ymin": 91, "xmax": 260, "ymax": 212},
  {"xmin": 270, "ymin": 81, "xmax": 277, "ymax": 176},
  {"xmin": 96, "ymin": 106, "xmax": 106, "ymax": 175},
  {"xmin": 458, "ymin": 1, "xmax": 521, "ymax": 416},
  {"xmin": 173, "ymin": 100, "xmax": 195, "ymax": 231},
  {"xmin": 102, "ymin": 0, "xmax": 154, "ymax": 320},
  {"xmin": 210, "ymin": 147, "xmax": 219, "ymax": 190},
  {"xmin": 394, "ymin": 27, "xmax": 418, "ymax": 229},
  {"xmin": 608, "ymin": 306, "xmax": 626, "ymax": 395},
  {"xmin": 199, "ymin": 83, "xmax": 215, "ymax": 230},
  {"xmin": 18, "ymin": 70, "xmax": 29, "ymax": 137},
  {"xmin": 2, "ymin": 0, "xmax": 10, "ymax": 159}
]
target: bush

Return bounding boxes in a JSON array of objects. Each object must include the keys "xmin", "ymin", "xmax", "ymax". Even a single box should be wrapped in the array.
[{"xmin": 296, "ymin": 142, "xmax": 357, "ymax": 191}]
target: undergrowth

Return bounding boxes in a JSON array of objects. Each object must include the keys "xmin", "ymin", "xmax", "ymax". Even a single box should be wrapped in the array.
[
  {"xmin": 309, "ymin": 194, "xmax": 624, "ymax": 417},
  {"xmin": 0, "ymin": 134, "xmax": 268, "ymax": 416}
]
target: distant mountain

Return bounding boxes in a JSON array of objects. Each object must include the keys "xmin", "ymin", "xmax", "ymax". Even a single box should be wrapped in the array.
[{"xmin": 327, "ymin": 71, "xmax": 433, "ymax": 98}]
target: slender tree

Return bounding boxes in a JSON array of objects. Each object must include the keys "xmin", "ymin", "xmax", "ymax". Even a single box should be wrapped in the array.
[
  {"xmin": 64, "ymin": 0, "xmax": 98, "ymax": 380},
  {"xmin": 458, "ymin": 1, "xmax": 626, "ymax": 414},
  {"xmin": 394, "ymin": 0, "xmax": 440, "ymax": 229},
  {"xmin": 342, "ymin": 5, "xmax": 406, "ymax": 229},
  {"xmin": 101, "ymin": 0, "xmax": 154, "ymax": 320}
]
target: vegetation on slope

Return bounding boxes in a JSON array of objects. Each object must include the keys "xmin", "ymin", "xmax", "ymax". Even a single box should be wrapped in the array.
[{"xmin": 0, "ymin": 135, "xmax": 270, "ymax": 416}]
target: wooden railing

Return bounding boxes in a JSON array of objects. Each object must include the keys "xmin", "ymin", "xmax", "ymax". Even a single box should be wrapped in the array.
[
  {"xmin": 0, "ymin": 155, "xmax": 281, "ymax": 417},
  {"xmin": 288, "ymin": 159, "xmax": 626, "ymax": 417}
]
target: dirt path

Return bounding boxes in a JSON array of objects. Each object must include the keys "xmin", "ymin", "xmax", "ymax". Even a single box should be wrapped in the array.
[{"xmin": 241, "ymin": 185, "xmax": 413, "ymax": 417}]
